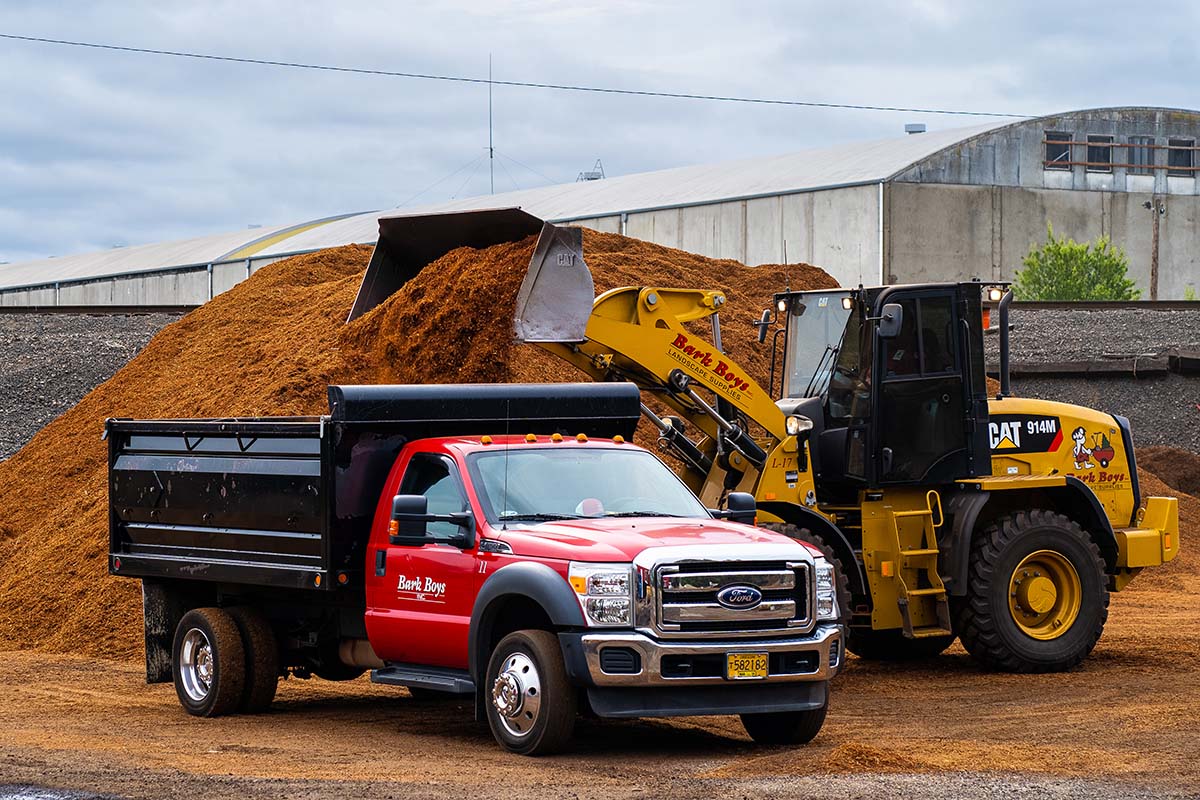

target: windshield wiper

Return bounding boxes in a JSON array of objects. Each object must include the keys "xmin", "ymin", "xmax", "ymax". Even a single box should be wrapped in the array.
[
  {"xmin": 499, "ymin": 512, "xmax": 581, "ymax": 522},
  {"xmin": 804, "ymin": 343, "xmax": 839, "ymax": 398},
  {"xmin": 603, "ymin": 511, "xmax": 680, "ymax": 518}
]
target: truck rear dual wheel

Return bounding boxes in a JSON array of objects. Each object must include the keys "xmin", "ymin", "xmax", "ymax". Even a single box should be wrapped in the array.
[
  {"xmin": 172, "ymin": 608, "xmax": 246, "ymax": 717},
  {"xmin": 485, "ymin": 630, "xmax": 577, "ymax": 755},
  {"xmin": 741, "ymin": 696, "xmax": 828, "ymax": 745},
  {"xmin": 953, "ymin": 510, "xmax": 1108, "ymax": 673},
  {"xmin": 227, "ymin": 606, "xmax": 280, "ymax": 713},
  {"xmin": 172, "ymin": 607, "xmax": 280, "ymax": 716}
]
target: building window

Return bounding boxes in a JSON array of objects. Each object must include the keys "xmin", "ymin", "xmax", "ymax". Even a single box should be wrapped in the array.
[
  {"xmin": 1168, "ymin": 138, "xmax": 1195, "ymax": 177},
  {"xmin": 1086, "ymin": 135, "xmax": 1113, "ymax": 172},
  {"xmin": 1045, "ymin": 131, "xmax": 1072, "ymax": 170},
  {"xmin": 1128, "ymin": 136, "xmax": 1155, "ymax": 175}
]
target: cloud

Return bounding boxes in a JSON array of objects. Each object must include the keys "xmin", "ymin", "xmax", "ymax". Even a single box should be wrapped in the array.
[{"xmin": 0, "ymin": 0, "xmax": 1195, "ymax": 265}]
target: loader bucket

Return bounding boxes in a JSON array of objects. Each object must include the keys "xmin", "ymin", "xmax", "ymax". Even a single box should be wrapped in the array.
[{"xmin": 347, "ymin": 208, "xmax": 595, "ymax": 343}]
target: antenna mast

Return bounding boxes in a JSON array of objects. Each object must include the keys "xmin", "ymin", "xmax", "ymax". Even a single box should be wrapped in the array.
[{"xmin": 488, "ymin": 53, "xmax": 494, "ymax": 194}]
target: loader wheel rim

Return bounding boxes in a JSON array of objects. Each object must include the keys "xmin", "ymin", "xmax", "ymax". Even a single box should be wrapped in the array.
[
  {"xmin": 1007, "ymin": 550, "xmax": 1081, "ymax": 640},
  {"xmin": 179, "ymin": 627, "xmax": 214, "ymax": 702},
  {"xmin": 491, "ymin": 652, "xmax": 542, "ymax": 738}
]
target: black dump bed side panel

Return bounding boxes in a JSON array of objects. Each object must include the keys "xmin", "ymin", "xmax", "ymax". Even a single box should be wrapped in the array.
[
  {"xmin": 108, "ymin": 418, "xmax": 339, "ymax": 591},
  {"xmin": 109, "ymin": 382, "xmax": 643, "ymax": 593}
]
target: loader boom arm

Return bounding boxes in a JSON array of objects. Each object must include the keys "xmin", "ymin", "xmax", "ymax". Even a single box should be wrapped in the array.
[{"xmin": 533, "ymin": 285, "xmax": 789, "ymax": 482}]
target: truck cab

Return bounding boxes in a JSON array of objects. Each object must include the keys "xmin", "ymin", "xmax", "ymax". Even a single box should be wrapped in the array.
[{"xmin": 108, "ymin": 383, "xmax": 842, "ymax": 755}]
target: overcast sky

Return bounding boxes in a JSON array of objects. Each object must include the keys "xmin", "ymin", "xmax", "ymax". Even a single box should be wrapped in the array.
[{"xmin": 0, "ymin": 0, "xmax": 1197, "ymax": 264}]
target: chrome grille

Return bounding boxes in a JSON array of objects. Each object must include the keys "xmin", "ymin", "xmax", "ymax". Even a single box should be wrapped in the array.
[{"xmin": 656, "ymin": 560, "xmax": 812, "ymax": 637}]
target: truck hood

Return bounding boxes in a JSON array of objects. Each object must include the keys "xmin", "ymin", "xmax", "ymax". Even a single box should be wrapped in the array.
[{"xmin": 494, "ymin": 517, "xmax": 817, "ymax": 563}]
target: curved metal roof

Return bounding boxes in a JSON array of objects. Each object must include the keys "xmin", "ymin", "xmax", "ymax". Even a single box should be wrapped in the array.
[{"xmin": 7, "ymin": 107, "xmax": 1192, "ymax": 290}]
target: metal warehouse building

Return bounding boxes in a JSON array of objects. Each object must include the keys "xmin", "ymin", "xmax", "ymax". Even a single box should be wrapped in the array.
[{"xmin": 2, "ymin": 106, "xmax": 1198, "ymax": 305}]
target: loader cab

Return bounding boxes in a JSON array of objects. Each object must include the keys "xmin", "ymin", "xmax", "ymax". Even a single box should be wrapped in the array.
[{"xmin": 774, "ymin": 283, "xmax": 992, "ymax": 496}]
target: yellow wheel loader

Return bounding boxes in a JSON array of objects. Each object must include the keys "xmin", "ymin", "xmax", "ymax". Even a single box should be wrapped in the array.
[{"xmin": 351, "ymin": 208, "xmax": 1179, "ymax": 673}]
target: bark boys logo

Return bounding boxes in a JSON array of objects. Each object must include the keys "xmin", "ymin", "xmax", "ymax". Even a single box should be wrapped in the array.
[
  {"xmin": 396, "ymin": 575, "xmax": 447, "ymax": 603},
  {"xmin": 668, "ymin": 332, "xmax": 752, "ymax": 399}
]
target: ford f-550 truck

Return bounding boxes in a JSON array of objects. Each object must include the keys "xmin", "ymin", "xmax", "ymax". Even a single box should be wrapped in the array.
[{"xmin": 107, "ymin": 383, "xmax": 843, "ymax": 754}]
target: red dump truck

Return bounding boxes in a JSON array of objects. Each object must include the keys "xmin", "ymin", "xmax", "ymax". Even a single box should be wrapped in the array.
[{"xmin": 107, "ymin": 383, "xmax": 843, "ymax": 754}]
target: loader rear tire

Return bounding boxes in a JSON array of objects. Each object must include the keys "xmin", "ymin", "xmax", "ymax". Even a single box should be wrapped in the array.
[
  {"xmin": 953, "ymin": 509, "xmax": 1108, "ymax": 673},
  {"xmin": 846, "ymin": 629, "xmax": 955, "ymax": 661},
  {"xmin": 172, "ymin": 607, "xmax": 245, "ymax": 717},
  {"xmin": 227, "ymin": 606, "xmax": 279, "ymax": 713},
  {"xmin": 764, "ymin": 523, "xmax": 852, "ymax": 629}
]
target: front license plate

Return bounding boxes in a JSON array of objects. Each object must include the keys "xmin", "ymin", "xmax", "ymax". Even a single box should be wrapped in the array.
[{"xmin": 726, "ymin": 652, "xmax": 769, "ymax": 680}]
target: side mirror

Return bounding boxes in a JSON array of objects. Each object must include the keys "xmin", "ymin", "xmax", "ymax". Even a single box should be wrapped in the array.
[
  {"xmin": 755, "ymin": 308, "xmax": 771, "ymax": 343},
  {"xmin": 876, "ymin": 302, "xmax": 904, "ymax": 339},
  {"xmin": 389, "ymin": 494, "xmax": 475, "ymax": 548},
  {"xmin": 390, "ymin": 494, "xmax": 430, "ymax": 544},
  {"xmin": 724, "ymin": 492, "xmax": 758, "ymax": 525}
]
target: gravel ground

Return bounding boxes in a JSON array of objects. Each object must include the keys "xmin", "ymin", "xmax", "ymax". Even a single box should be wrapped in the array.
[
  {"xmin": 988, "ymin": 307, "xmax": 1200, "ymax": 362},
  {"xmin": 0, "ymin": 313, "xmax": 178, "ymax": 460}
]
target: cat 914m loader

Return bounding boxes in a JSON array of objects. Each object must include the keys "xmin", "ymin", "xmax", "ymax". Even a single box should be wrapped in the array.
[{"xmin": 351, "ymin": 207, "xmax": 1179, "ymax": 673}]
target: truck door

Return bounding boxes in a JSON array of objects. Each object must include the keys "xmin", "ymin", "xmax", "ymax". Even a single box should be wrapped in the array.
[
  {"xmin": 366, "ymin": 452, "xmax": 481, "ymax": 669},
  {"xmin": 871, "ymin": 290, "xmax": 971, "ymax": 485}
]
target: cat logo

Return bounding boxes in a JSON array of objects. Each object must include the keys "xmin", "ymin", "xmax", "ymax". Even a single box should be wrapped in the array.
[{"xmin": 989, "ymin": 421, "xmax": 1021, "ymax": 449}]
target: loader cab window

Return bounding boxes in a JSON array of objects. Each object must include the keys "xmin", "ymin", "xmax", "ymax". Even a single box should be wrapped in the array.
[
  {"xmin": 873, "ymin": 292, "xmax": 968, "ymax": 485},
  {"xmin": 782, "ymin": 291, "xmax": 854, "ymax": 398},
  {"xmin": 399, "ymin": 454, "xmax": 469, "ymax": 541}
]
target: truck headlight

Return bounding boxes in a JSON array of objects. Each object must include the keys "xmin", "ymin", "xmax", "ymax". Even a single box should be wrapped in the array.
[
  {"xmin": 814, "ymin": 558, "xmax": 839, "ymax": 622},
  {"xmin": 569, "ymin": 562, "xmax": 634, "ymax": 626}
]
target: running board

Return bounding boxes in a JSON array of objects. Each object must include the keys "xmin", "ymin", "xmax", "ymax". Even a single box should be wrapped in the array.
[{"xmin": 371, "ymin": 663, "xmax": 476, "ymax": 695}]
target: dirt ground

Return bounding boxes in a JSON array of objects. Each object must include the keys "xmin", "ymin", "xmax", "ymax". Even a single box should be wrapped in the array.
[{"xmin": 1, "ymin": 547, "xmax": 1196, "ymax": 800}]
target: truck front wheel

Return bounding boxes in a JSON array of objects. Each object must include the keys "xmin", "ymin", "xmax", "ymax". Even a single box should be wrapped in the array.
[
  {"xmin": 172, "ymin": 608, "xmax": 246, "ymax": 717},
  {"xmin": 485, "ymin": 630, "xmax": 577, "ymax": 755},
  {"xmin": 741, "ymin": 693, "xmax": 828, "ymax": 745},
  {"xmin": 953, "ymin": 509, "xmax": 1108, "ymax": 673}
]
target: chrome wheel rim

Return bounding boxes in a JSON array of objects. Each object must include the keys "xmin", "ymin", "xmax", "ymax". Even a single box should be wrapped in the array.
[
  {"xmin": 491, "ymin": 652, "xmax": 542, "ymax": 737},
  {"xmin": 179, "ymin": 627, "xmax": 214, "ymax": 702}
]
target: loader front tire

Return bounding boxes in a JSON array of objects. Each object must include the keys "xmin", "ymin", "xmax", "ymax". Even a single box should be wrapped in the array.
[
  {"xmin": 764, "ymin": 524, "xmax": 852, "ymax": 629},
  {"xmin": 953, "ymin": 509, "xmax": 1108, "ymax": 673},
  {"xmin": 846, "ymin": 629, "xmax": 955, "ymax": 661}
]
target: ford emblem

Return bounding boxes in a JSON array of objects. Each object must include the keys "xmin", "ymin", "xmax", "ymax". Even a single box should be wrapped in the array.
[{"xmin": 716, "ymin": 584, "xmax": 763, "ymax": 610}]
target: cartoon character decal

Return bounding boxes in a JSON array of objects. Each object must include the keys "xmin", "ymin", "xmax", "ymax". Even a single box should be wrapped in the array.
[
  {"xmin": 1090, "ymin": 432, "xmax": 1115, "ymax": 468},
  {"xmin": 1071, "ymin": 426, "xmax": 1094, "ymax": 470}
]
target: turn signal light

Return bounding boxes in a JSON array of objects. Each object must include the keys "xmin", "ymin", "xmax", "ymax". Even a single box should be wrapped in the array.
[{"xmin": 387, "ymin": 520, "xmax": 399, "ymax": 536}]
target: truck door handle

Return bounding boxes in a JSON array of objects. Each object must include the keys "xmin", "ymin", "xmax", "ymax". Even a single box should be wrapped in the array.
[{"xmin": 375, "ymin": 549, "xmax": 386, "ymax": 577}]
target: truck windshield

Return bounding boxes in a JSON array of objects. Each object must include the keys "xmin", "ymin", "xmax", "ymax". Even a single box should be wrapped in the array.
[
  {"xmin": 783, "ymin": 291, "xmax": 854, "ymax": 398},
  {"xmin": 466, "ymin": 447, "xmax": 710, "ymax": 524}
]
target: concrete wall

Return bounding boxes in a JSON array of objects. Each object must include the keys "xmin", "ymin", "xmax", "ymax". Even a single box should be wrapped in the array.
[
  {"xmin": 609, "ymin": 184, "xmax": 880, "ymax": 288},
  {"xmin": 887, "ymin": 182, "xmax": 1200, "ymax": 298}
]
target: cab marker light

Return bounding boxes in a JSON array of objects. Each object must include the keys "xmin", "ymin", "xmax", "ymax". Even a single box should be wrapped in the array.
[
  {"xmin": 480, "ymin": 435, "xmax": 493, "ymax": 445},
  {"xmin": 612, "ymin": 435, "xmax": 625, "ymax": 444},
  {"xmin": 551, "ymin": 432, "xmax": 563, "ymax": 443},
  {"xmin": 576, "ymin": 433, "xmax": 589, "ymax": 442},
  {"xmin": 525, "ymin": 433, "xmax": 538, "ymax": 443}
]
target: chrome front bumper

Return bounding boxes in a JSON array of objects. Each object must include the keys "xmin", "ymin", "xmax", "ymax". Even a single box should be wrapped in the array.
[{"xmin": 577, "ymin": 623, "xmax": 842, "ymax": 687}]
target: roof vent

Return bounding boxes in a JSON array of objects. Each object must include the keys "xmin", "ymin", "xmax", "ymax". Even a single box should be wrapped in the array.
[{"xmin": 905, "ymin": 123, "xmax": 927, "ymax": 135}]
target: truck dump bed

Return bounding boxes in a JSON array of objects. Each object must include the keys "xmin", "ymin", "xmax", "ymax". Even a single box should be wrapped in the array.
[{"xmin": 107, "ymin": 383, "xmax": 641, "ymax": 593}]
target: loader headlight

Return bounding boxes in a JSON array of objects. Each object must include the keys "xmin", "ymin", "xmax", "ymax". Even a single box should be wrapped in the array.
[
  {"xmin": 785, "ymin": 415, "xmax": 812, "ymax": 437},
  {"xmin": 814, "ymin": 558, "xmax": 839, "ymax": 622},
  {"xmin": 569, "ymin": 562, "xmax": 634, "ymax": 626}
]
